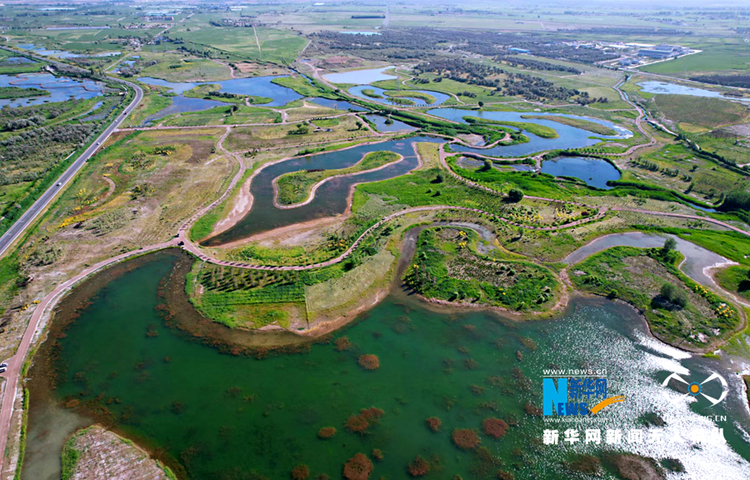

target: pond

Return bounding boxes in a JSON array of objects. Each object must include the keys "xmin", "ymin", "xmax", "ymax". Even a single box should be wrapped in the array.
[
  {"xmin": 309, "ymin": 97, "xmax": 368, "ymax": 112},
  {"xmin": 349, "ymin": 85, "xmax": 450, "ymax": 106},
  {"xmin": 203, "ymin": 136, "xmax": 443, "ymax": 246},
  {"xmin": 138, "ymin": 76, "xmax": 303, "ymax": 107},
  {"xmin": 22, "ymin": 248, "xmax": 750, "ymax": 480},
  {"xmin": 17, "ymin": 44, "xmax": 120, "ymax": 59},
  {"xmin": 0, "ymin": 73, "xmax": 104, "ymax": 108},
  {"xmin": 638, "ymin": 81, "xmax": 750, "ymax": 103},
  {"xmin": 365, "ymin": 114, "xmax": 416, "ymax": 132},
  {"xmin": 428, "ymin": 109, "xmax": 631, "ymax": 157},
  {"xmin": 142, "ymin": 96, "xmax": 229, "ymax": 125},
  {"xmin": 323, "ymin": 66, "xmax": 397, "ymax": 85},
  {"xmin": 540, "ymin": 156, "xmax": 620, "ymax": 189}
]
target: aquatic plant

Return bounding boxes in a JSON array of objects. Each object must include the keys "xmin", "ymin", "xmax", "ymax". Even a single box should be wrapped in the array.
[
  {"xmin": 451, "ymin": 428, "xmax": 481, "ymax": 450},
  {"xmin": 470, "ymin": 385, "xmax": 485, "ymax": 396},
  {"xmin": 291, "ymin": 464, "xmax": 310, "ymax": 480},
  {"xmin": 496, "ymin": 470, "xmax": 514, "ymax": 480},
  {"xmin": 343, "ymin": 453, "xmax": 374, "ymax": 480},
  {"xmin": 372, "ymin": 449, "xmax": 384, "ymax": 461},
  {"xmin": 464, "ymin": 359, "xmax": 479, "ymax": 370},
  {"xmin": 565, "ymin": 454, "xmax": 600, "ymax": 474},
  {"xmin": 317, "ymin": 427, "xmax": 337, "ymax": 439},
  {"xmin": 407, "ymin": 456, "xmax": 430, "ymax": 477},
  {"xmin": 346, "ymin": 407, "xmax": 384, "ymax": 434},
  {"xmin": 335, "ymin": 337, "xmax": 352, "ymax": 351},
  {"xmin": 358, "ymin": 354, "xmax": 380, "ymax": 370},
  {"xmin": 482, "ymin": 418, "xmax": 509, "ymax": 439},
  {"xmin": 524, "ymin": 403, "xmax": 542, "ymax": 416},
  {"xmin": 426, "ymin": 417, "xmax": 442, "ymax": 432}
]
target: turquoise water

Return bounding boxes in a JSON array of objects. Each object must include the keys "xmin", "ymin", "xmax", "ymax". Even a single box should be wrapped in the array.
[
  {"xmin": 541, "ymin": 156, "xmax": 621, "ymax": 189},
  {"xmin": 0, "ymin": 73, "xmax": 104, "ymax": 108},
  {"xmin": 23, "ymin": 249, "xmax": 750, "ymax": 480},
  {"xmin": 428, "ymin": 109, "xmax": 631, "ymax": 157}
]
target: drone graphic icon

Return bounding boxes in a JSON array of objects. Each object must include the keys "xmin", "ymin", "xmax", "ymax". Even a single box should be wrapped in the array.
[{"xmin": 662, "ymin": 372, "xmax": 728, "ymax": 406}]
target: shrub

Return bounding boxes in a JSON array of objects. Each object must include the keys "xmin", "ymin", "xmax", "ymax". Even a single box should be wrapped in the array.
[
  {"xmin": 334, "ymin": 337, "xmax": 351, "ymax": 351},
  {"xmin": 482, "ymin": 418, "xmax": 509, "ymax": 439},
  {"xmin": 343, "ymin": 453, "xmax": 373, "ymax": 480},
  {"xmin": 452, "ymin": 428, "xmax": 481, "ymax": 450},
  {"xmin": 358, "ymin": 354, "xmax": 380, "ymax": 370},
  {"xmin": 345, "ymin": 407, "xmax": 384, "ymax": 434},
  {"xmin": 658, "ymin": 283, "xmax": 688, "ymax": 309},
  {"xmin": 372, "ymin": 449, "xmax": 384, "ymax": 461},
  {"xmin": 291, "ymin": 464, "xmax": 310, "ymax": 480},
  {"xmin": 317, "ymin": 427, "xmax": 336, "ymax": 439},
  {"xmin": 407, "ymin": 456, "xmax": 430, "ymax": 477},
  {"xmin": 506, "ymin": 188, "xmax": 524, "ymax": 202},
  {"xmin": 426, "ymin": 417, "xmax": 442, "ymax": 432}
]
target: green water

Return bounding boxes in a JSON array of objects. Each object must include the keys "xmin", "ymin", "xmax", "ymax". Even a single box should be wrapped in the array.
[{"xmin": 25, "ymin": 250, "xmax": 750, "ymax": 479}]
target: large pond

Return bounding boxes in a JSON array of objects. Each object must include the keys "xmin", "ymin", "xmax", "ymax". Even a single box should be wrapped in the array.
[
  {"xmin": 638, "ymin": 81, "xmax": 750, "ymax": 103},
  {"xmin": 138, "ymin": 76, "xmax": 302, "ymax": 107},
  {"xmin": 23, "ymin": 249, "xmax": 750, "ymax": 480},
  {"xmin": 203, "ymin": 136, "xmax": 442, "ymax": 246},
  {"xmin": 428, "ymin": 109, "xmax": 632, "ymax": 157},
  {"xmin": 349, "ymin": 85, "xmax": 450, "ymax": 107},
  {"xmin": 541, "ymin": 156, "xmax": 620, "ymax": 189},
  {"xmin": 0, "ymin": 73, "xmax": 104, "ymax": 108},
  {"xmin": 323, "ymin": 66, "xmax": 397, "ymax": 85}
]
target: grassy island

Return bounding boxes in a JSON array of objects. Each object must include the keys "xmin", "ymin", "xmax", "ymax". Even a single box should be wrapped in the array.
[{"xmin": 275, "ymin": 150, "xmax": 401, "ymax": 206}]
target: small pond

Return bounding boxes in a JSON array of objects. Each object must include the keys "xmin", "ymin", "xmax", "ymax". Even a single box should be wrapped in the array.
[
  {"xmin": 309, "ymin": 97, "xmax": 368, "ymax": 112},
  {"xmin": 365, "ymin": 114, "xmax": 416, "ymax": 132},
  {"xmin": 541, "ymin": 156, "xmax": 620, "ymax": 189}
]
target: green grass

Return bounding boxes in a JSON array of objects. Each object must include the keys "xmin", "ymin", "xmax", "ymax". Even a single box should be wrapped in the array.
[
  {"xmin": 715, "ymin": 265, "xmax": 750, "ymax": 303},
  {"xmin": 653, "ymin": 95, "xmax": 748, "ymax": 130},
  {"xmin": 61, "ymin": 433, "xmax": 81, "ymax": 480},
  {"xmin": 403, "ymin": 227, "xmax": 558, "ymax": 311},
  {"xmin": 0, "ymin": 86, "xmax": 49, "ymax": 99},
  {"xmin": 384, "ymin": 90, "xmax": 437, "ymax": 104},
  {"xmin": 271, "ymin": 75, "xmax": 337, "ymax": 99},
  {"xmin": 521, "ymin": 115, "xmax": 617, "ymax": 136},
  {"xmin": 463, "ymin": 116, "xmax": 558, "ymax": 139},
  {"xmin": 640, "ymin": 45, "xmax": 750, "ymax": 75},
  {"xmin": 176, "ymin": 26, "xmax": 307, "ymax": 65},
  {"xmin": 570, "ymin": 245, "xmax": 739, "ymax": 349},
  {"xmin": 275, "ymin": 150, "xmax": 400, "ymax": 206},
  {"xmin": 361, "ymin": 88, "xmax": 383, "ymax": 99}
]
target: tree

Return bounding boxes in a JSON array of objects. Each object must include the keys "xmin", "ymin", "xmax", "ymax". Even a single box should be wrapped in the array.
[
  {"xmin": 661, "ymin": 238, "xmax": 676, "ymax": 255},
  {"xmin": 507, "ymin": 188, "xmax": 524, "ymax": 203},
  {"xmin": 482, "ymin": 159, "xmax": 493, "ymax": 171},
  {"xmin": 478, "ymin": 101, "xmax": 484, "ymax": 108},
  {"xmin": 659, "ymin": 283, "xmax": 688, "ymax": 309}
]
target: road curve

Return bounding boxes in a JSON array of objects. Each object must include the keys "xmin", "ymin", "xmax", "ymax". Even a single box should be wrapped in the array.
[{"xmin": 0, "ymin": 48, "xmax": 144, "ymax": 258}]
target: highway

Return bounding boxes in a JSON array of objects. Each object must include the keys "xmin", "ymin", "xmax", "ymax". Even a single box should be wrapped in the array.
[{"xmin": 0, "ymin": 47, "xmax": 144, "ymax": 258}]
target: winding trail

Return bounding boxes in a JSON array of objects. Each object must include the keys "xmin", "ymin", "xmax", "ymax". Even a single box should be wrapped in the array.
[{"xmin": 3, "ymin": 66, "xmax": 750, "ymax": 477}]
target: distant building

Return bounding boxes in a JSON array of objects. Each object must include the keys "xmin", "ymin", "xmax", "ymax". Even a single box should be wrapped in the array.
[
  {"xmin": 638, "ymin": 49, "xmax": 673, "ymax": 59},
  {"xmin": 508, "ymin": 47, "xmax": 530, "ymax": 54}
]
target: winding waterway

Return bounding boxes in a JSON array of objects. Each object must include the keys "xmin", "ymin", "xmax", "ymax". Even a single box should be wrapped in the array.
[
  {"xmin": 203, "ymin": 137, "xmax": 442, "ymax": 246},
  {"xmin": 22, "ymin": 248, "xmax": 750, "ymax": 480},
  {"xmin": 428, "ymin": 109, "xmax": 632, "ymax": 157}
]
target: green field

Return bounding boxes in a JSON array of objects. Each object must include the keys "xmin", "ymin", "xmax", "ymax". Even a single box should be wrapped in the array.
[{"xmin": 640, "ymin": 45, "xmax": 750, "ymax": 75}]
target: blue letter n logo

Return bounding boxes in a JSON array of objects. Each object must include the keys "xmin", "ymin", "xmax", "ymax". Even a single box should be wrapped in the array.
[{"xmin": 543, "ymin": 378, "xmax": 567, "ymax": 416}]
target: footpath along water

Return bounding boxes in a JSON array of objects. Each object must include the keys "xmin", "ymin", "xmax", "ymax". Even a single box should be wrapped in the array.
[{"xmin": 22, "ymin": 249, "xmax": 750, "ymax": 480}]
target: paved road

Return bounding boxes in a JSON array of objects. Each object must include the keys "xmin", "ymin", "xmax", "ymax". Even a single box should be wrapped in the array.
[{"xmin": 0, "ymin": 47, "xmax": 144, "ymax": 258}]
